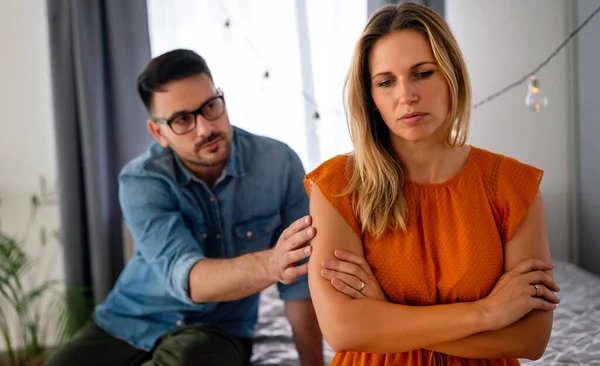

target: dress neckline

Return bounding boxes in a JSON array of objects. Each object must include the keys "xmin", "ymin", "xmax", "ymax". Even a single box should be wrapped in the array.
[{"xmin": 405, "ymin": 145, "xmax": 476, "ymax": 189}]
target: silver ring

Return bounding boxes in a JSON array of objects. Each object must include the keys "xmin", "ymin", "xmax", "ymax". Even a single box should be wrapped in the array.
[
  {"xmin": 534, "ymin": 284, "xmax": 540, "ymax": 297},
  {"xmin": 358, "ymin": 280, "xmax": 365, "ymax": 292}
]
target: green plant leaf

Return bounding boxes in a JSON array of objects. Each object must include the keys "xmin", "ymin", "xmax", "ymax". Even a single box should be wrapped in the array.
[
  {"xmin": 0, "ymin": 302, "xmax": 18, "ymax": 366},
  {"xmin": 0, "ymin": 191, "xmax": 67, "ymax": 363}
]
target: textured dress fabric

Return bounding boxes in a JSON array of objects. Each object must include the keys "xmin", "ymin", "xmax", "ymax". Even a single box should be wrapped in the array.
[
  {"xmin": 252, "ymin": 260, "xmax": 600, "ymax": 365},
  {"xmin": 303, "ymin": 146, "xmax": 543, "ymax": 366}
]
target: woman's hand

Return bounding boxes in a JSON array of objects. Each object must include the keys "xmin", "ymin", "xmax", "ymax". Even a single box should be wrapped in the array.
[
  {"xmin": 320, "ymin": 249, "xmax": 387, "ymax": 301},
  {"xmin": 477, "ymin": 258, "xmax": 560, "ymax": 331}
]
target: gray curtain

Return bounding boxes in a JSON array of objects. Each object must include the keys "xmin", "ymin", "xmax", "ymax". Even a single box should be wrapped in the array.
[
  {"xmin": 47, "ymin": 0, "xmax": 153, "ymax": 323},
  {"xmin": 368, "ymin": 0, "xmax": 445, "ymax": 17}
]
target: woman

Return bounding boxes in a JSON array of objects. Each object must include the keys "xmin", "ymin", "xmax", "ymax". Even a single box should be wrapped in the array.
[{"xmin": 305, "ymin": 3, "xmax": 559, "ymax": 365}]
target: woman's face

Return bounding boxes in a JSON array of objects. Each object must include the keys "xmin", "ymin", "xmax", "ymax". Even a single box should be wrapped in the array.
[{"xmin": 369, "ymin": 30, "xmax": 450, "ymax": 146}]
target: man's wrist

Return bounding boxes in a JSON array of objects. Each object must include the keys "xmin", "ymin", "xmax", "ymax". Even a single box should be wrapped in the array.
[{"xmin": 259, "ymin": 248, "xmax": 277, "ymax": 282}]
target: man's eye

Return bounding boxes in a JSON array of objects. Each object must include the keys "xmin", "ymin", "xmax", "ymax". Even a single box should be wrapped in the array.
[{"xmin": 174, "ymin": 114, "xmax": 194, "ymax": 124}]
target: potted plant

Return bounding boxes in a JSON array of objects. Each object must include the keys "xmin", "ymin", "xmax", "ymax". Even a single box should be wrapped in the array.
[{"xmin": 0, "ymin": 178, "xmax": 82, "ymax": 366}]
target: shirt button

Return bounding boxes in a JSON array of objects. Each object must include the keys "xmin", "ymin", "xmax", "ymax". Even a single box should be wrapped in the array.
[
  {"xmin": 246, "ymin": 231, "xmax": 253, "ymax": 238},
  {"xmin": 209, "ymin": 197, "xmax": 215, "ymax": 202},
  {"xmin": 176, "ymin": 320, "xmax": 183, "ymax": 327},
  {"xmin": 216, "ymin": 234, "xmax": 221, "ymax": 239},
  {"xmin": 202, "ymin": 233, "xmax": 207, "ymax": 239}
]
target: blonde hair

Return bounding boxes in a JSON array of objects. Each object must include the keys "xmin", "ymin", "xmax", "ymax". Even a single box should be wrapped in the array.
[{"xmin": 344, "ymin": 3, "xmax": 471, "ymax": 238}]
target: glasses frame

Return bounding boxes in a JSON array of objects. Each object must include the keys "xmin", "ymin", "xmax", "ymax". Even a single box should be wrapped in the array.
[{"xmin": 151, "ymin": 91, "xmax": 226, "ymax": 135}]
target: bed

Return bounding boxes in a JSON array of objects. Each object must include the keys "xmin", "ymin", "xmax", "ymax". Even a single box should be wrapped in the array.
[{"xmin": 251, "ymin": 260, "xmax": 600, "ymax": 365}]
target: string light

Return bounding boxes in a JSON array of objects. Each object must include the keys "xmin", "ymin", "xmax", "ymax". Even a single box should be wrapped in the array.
[
  {"xmin": 217, "ymin": 0, "xmax": 343, "ymax": 121},
  {"xmin": 260, "ymin": 70, "xmax": 271, "ymax": 94},
  {"xmin": 215, "ymin": 1, "xmax": 599, "ymax": 114},
  {"xmin": 222, "ymin": 19, "xmax": 232, "ymax": 42},
  {"xmin": 525, "ymin": 75, "xmax": 548, "ymax": 112},
  {"xmin": 473, "ymin": 4, "xmax": 600, "ymax": 111}
]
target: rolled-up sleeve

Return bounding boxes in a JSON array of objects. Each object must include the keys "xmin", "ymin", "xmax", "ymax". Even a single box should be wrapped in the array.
[
  {"xmin": 275, "ymin": 148, "xmax": 312, "ymax": 302},
  {"xmin": 119, "ymin": 170, "xmax": 206, "ymax": 306}
]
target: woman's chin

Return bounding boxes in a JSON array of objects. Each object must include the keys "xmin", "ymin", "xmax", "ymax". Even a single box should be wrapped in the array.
[
  {"xmin": 391, "ymin": 124, "xmax": 447, "ymax": 144},
  {"xmin": 396, "ymin": 132, "xmax": 437, "ymax": 143}
]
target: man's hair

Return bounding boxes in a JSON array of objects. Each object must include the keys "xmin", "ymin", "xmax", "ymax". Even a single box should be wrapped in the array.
[{"xmin": 137, "ymin": 49, "xmax": 213, "ymax": 112}]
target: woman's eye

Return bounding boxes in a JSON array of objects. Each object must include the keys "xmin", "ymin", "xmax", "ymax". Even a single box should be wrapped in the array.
[
  {"xmin": 378, "ymin": 79, "xmax": 393, "ymax": 87},
  {"xmin": 414, "ymin": 70, "xmax": 434, "ymax": 80}
]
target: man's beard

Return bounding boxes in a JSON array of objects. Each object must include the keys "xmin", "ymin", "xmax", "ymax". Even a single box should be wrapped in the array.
[{"xmin": 184, "ymin": 131, "xmax": 231, "ymax": 167}]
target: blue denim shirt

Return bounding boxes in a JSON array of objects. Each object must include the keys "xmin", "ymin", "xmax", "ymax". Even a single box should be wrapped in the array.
[{"xmin": 94, "ymin": 127, "xmax": 310, "ymax": 351}]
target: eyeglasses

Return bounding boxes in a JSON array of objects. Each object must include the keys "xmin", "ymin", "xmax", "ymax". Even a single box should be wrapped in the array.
[{"xmin": 151, "ymin": 92, "xmax": 226, "ymax": 135}]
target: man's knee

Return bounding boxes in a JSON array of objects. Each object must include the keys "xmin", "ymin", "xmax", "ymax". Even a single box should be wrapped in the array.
[
  {"xmin": 153, "ymin": 347, "xmax": 244, "ymax": 366},
  {"xmin": 43, "ymin": 344, "xmax": 85, "ymax": 366},
  {"xmin": 179, "ymin": 349, "xmax": 242, "ymax": 366},
  {"xmin": 152, "ymin": 335, "xmax": 249, "ymax": 366}
]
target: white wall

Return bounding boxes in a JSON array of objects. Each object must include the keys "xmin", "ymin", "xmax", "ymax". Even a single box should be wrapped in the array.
[
  {"xmin": 0, "ymin": 0, "xmax": 64, "ymax": 349},
  {"xmin": 447, "ymin": 0, "xmax": 575, "ymax": 261},
  {"xmin": 576, "ymin": 0, "xmax": 600, "ymax": 274}
]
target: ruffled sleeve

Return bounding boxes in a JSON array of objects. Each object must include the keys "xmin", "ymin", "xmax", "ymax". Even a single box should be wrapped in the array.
[
  {"xmin": 494, "ymin": 156, "xmax": 544, "ymax": 243},
  {"xmin": 304, "ymin": 155, "xmax": 362, "ymax": 238}
]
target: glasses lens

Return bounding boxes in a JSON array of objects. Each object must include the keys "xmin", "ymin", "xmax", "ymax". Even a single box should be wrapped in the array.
[
  {"xmin": 170, "ymin": 114, "xmax": 196, "ymax": 135},
  {"xmin": 202, "ymin": 98, "xmax": 225, "ymax": 121}
]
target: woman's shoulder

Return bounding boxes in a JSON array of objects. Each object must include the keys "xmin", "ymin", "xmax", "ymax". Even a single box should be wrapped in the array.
[
  {"xmin": 468, "ymin": 146, "xmax": 544, "ymax": 243},
  {"xmin": 469, "ymin": 146, "xmax": 543, "ymax": 182},
  {"xmin": 305, "ymin": 153, "xmax": 354, "ymax": 190},
  {"xmin": 304, "ymin": 153, "xmax": 362, "ymax": 237}
]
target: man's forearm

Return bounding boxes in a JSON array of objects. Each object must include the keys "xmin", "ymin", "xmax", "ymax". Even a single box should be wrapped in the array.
[
  {"xmin": 285, "ymin": 299, "xmax": 324, "ymax": 366},
  {"xmin": 189, "ymin": 249, "xmax": 275, "ymax": 303},
  {"xmin": 426, "ymin": 310, "xmax": 553, "ymax": 360}
]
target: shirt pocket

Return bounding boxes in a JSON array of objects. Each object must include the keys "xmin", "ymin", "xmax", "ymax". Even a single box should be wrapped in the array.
[{"xmin": 233, "ymin": 212, "xmax": 281, "ymax": 255}]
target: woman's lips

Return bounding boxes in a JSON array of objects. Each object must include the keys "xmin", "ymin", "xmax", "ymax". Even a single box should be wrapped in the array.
[{"xmin": 399, "ymin": 113, "xmax": 427, "ymax": 124}]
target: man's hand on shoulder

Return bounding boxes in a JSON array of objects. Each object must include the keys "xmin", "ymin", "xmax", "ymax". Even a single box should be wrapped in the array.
[{"xmin": 268, "ymin": 215, "xmax": 315, "ymax": 284}]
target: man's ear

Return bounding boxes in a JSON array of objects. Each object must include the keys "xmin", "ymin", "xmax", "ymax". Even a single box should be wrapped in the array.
[{"xmin": 147, "ymin": 120, "xmax": 169, "ymax": 147}]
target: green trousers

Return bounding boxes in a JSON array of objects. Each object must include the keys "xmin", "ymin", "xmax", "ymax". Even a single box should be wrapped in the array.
[{"xmin": 43, "ymin": 321, "xmax": 253, "ymax": 366}]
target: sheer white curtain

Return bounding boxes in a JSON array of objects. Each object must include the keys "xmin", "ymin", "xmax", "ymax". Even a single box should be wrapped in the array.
[{"xmin": 147, "ymin": 0, "xmax": 366, "ymax": 170}]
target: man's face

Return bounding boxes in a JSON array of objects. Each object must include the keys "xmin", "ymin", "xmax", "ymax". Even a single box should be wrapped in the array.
[{"xmin": 147, "ymin": 73, "xmax": 233, "ymax": 170}]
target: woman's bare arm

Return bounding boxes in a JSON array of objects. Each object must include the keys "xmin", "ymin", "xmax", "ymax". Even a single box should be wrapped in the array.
[
  {"xmin": 426, "ymin": 193, "xmax": 555, "ymax": 360},
  {"xmin": 308, "ymin": 184, "xmax": 490, "ymax": 353}
]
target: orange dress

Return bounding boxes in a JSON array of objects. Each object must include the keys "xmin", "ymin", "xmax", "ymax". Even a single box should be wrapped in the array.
[{"xmin": 304, "ymin": 146, "xmax": 543, "ymax": 366}]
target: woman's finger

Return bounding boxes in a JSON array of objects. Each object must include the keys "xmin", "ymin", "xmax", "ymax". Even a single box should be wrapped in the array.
[
  {"xmin": 331, "ymin": 278, "xmax": 366, "ymax": 300},
  {"xmin": 525, "ymin": 270, "xmax": 560, "ymax": 292},
  {"xmin": 513, "ymin": 258, "xmax": 554, "ymax": 275},
  {"xmin": 322, "ymin": 258, "xmax": 369, "ymax": 284},
  {"xmin": 334, "ymin": 250, "xmax": 374, "ymax": 277},
  {"xmin": 531, "ymin": 284, "xmax": 560, "ymax": 304},
  {"xmin": 321, "ymin": 269, "xmax": 363, "ymax": 292},
  {"xmin": 531, "ymin": 296, "xmax": 557, "ymax": 311}
]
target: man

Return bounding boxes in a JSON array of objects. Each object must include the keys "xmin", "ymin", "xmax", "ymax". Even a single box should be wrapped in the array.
[{"xmin": 45, "ymin": 49, "xmax": 324, "ymax": 366}]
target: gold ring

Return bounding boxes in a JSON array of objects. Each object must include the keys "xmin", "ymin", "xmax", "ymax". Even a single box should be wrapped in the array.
[
  {"xmin": 534, "ymin": 284, "xmax": 540, "ymax": 297},
  {"xmin": 358, "ymin": 281, "xmax": 365, "ymax": 292}
]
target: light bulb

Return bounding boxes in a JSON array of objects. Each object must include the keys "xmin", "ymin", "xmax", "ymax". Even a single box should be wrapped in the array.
[
  {"xmin": 222, "ymin": 20, "xmax": 232, "ymax": 42},
  {"xmin": 260, "ymin": 70, "xmax": 271, "ymax": 94},
  {"xmin": 525, "ymin": 75, "xmax": 548, "ymax": 112}
]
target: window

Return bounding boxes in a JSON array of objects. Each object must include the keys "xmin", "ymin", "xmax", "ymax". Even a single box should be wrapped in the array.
[{"xmin": 147, "ymin": 0, "xmax": 366, "ymax": 170}]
